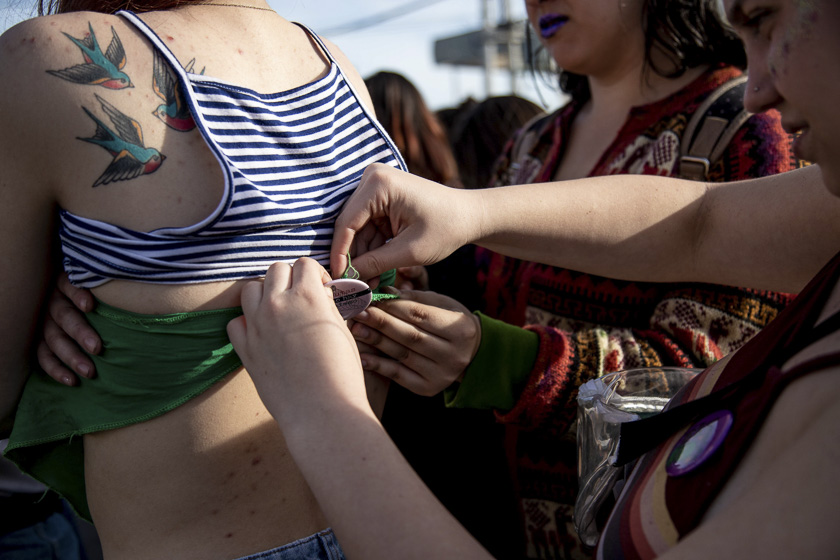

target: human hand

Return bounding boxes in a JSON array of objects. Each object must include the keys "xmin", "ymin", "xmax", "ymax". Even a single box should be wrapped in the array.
[
  {"xmin": 330, "ymin": 164, "xmax": 479, "ymax": 282},
  {"xmin": 395, "ymin": 266, "xmax": 429, "ymax": 291},
  {"xmin": 36, "ymin": 272, "xmax": 100, "ymax": 386},
  {"xmin": 349, "ymin": 289, "xmax": 481, "ymax": 396},
  {"xmin": 227, "ymin": 258, "xmax": 371, "ymax": 428}
]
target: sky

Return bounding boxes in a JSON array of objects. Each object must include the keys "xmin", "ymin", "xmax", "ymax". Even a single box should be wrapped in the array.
[{"xmin": 0, "ymin": 0, "xmax": 565, "ymax": 111}]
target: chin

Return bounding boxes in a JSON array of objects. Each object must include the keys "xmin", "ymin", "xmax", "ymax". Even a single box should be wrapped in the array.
[{"xmin": 816, "ymin": 164, "xmax": 840, "ymax": 199}]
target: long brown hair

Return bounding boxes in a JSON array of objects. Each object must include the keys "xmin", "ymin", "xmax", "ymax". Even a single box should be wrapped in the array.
[
  {"xmin": 364, "ymin": 71, "xmax": 461, "ymax": 188},
  {"xmin": 38, "ymin": 0, "xmax": 196, "ymax": 15}
]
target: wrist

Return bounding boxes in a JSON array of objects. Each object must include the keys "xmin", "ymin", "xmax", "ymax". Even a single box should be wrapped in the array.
[
  {"xmin": 278, "ymin": 396, "xmax": 378, "ymax": 448},
  {"xmin": 463, "ymin": 189, "xmax": 488, "ymax": 247}
]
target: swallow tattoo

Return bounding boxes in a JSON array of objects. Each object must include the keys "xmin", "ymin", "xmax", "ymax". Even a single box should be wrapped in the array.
[
  {"xmin": 48, "ymin": 23, "xmax": 133, "ymax": 90},
  {"xmin": 183, "ymin": 58, "xmax": 206, "ymax": 76},
  {"xmin": 78, "ymin": 94, "xmax": 165, "ymax": 187},
  {"xmin": 151, "ymin": 50, "xmax": 196, "ymax": 131}
]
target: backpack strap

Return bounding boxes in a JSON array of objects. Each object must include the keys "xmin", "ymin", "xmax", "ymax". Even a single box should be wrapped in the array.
[
  {"xmin": 497, "ymin": 112, "xmax": 554, "ymax": 186},
  {"xmin": 679, "ymin": 75, "xmax": 751, "ymax": 181},
  {"xmin": 510, "ymin": 112, "xmax": 554, "ymax": 163}
]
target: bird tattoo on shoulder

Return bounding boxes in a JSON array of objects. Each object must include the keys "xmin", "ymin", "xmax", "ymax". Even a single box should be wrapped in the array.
[
  {"xmin": 47, "ymin": 23, "xmax": 133, "ymax": 90},
  {"xmin": 152, "ymin": 50, "xmax": 197, "ymax": 132},
  {"xmin": 78, "ymin": 94, "xmax": 165, "ymax": 187}
]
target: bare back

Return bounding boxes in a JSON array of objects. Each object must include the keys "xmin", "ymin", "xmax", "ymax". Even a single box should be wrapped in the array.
[{"xmin": 1, "ymin": 7, "xmax": 382, "ymax": 559}]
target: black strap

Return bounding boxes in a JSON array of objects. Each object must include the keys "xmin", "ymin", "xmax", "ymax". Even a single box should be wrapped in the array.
[
  {"xmin": 613, "ymin": 306, "xmax": 840, "ymax": 466},
  {"xmin": 679, "ymin": 76, "xmax": 750, "ymax": 181},
  {"xmin": 612, "ymin": 370, "xmax": 751, "ymax": 466}
]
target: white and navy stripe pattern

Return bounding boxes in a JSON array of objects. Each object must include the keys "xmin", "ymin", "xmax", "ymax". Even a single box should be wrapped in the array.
[{"xmin": 59, "ymin": 12, "xmax": 405, "ymax": 287}]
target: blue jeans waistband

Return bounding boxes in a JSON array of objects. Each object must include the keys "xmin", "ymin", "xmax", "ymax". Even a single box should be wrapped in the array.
[{"xmin": 232, "ymin": 529, "xmax": 345, "ymax": 560}]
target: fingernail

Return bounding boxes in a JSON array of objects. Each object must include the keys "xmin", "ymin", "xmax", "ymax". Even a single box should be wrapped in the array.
[
  {"xmin": 356, "ymin": 310, "xmax": 369, "ymax": 320},
  {"xmin": 78, "ymin": 364, "xmax": 91, "ymax": 377},
  {"xmin": 353, "ymin": 325, "xmax": 370, "ymax": 339},
  {"xmin": 360, "ymin": 357, "xmax": 368, "ymax": 368},
  {"xmin": 84, "ymin": 338, "xmax": 97, "ymax": 352},
  {"xmin": 62, "ymin": 375, "xmax": 74, "ymax": 386},
  {"xmin": 79, "ymin": 297, "xmax": 90, "ymax": 310}
]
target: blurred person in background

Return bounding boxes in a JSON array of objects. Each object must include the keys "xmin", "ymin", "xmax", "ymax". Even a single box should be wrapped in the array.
[
  {"xmin": 364, "ymin": 70, "xmax": 461, "ymax": 188},
  {"xmin": 449, "ymin": 95, "xmax": 545, "ymax": 191}
]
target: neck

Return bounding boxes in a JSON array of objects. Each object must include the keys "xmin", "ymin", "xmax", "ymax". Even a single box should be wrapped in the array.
[{"xmin": 586, "ymin": 62, "xmax": 708, "ymax": 119}]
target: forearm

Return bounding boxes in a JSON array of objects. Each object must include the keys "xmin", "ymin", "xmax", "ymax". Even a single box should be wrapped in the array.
[
  {"xmin": 474, "ymin": 174, "xmax": 705, "ymax": 280},
  {"xmin": 472, "ymin": 166, "xmax": 839, "ymax": 293},
  {"xmin": 363, "ymin": 370, "xmax": 389, "ymax": 418},
  {"xmin": 281, "ymin": 401, "xmax": 490, "ymax": 560}
]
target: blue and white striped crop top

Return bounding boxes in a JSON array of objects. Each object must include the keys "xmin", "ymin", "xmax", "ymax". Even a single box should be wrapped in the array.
[{"xmin": 59, "ymin": 11, "xmax": 405, "ymax": 288}]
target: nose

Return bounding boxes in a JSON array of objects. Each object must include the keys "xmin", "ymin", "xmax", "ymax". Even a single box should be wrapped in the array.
[{"xmin": 743, "ymin": 69, "xmax": 782, "ymax": 114}]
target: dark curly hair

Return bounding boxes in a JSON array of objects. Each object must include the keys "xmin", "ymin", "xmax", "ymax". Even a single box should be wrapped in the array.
[{"xmin": 534, "ymin": 0, "xmax": 747, "ymax": 103}]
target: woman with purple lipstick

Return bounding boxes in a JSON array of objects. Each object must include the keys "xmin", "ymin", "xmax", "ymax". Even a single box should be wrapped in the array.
[
  {"xmin": 537, "ymin": 13, "xmax": 567, "ymax": 38},
  {"xmin": 336, "ymin": 0, "xmax": 805, "ymax": 557}
]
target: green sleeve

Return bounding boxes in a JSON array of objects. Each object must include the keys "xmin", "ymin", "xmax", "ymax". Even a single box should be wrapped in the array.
[{"xmin": 444, "ymin": 312, "xmax": 539, "ymax": 411}]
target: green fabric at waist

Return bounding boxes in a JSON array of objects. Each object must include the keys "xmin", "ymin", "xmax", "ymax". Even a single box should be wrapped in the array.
[
  {"xmin": 4, "ymin": 301, "xmax": 244, "ymax": 522},
  {"xmin": 4, "ymin": 270, "xmax": 395, "ymax": 523}
]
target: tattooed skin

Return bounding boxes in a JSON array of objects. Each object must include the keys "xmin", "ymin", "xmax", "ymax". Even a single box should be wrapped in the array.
[
  {"xmin": 47, "ymin": 23, "xmax": 133, "ymax": 90},
  {"xmin": 184, "ymin": 58, "xmax": 206, "ymax": 76},
  {"xmin": 152, "ymin": 50, "xmax": 196, "ymax": 132},
  {"xmin": 78, "ymin": 94, "xmax": 166, "ymax": 187}
]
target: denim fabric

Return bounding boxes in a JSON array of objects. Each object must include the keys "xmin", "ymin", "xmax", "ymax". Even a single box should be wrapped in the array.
[
  {"xmin": 233, "ymin": 529, "xmax": 345, "ymax": 560},
  {"xmin": 0, "ymin": 507, "xmax": 88, "ymax": 560}
]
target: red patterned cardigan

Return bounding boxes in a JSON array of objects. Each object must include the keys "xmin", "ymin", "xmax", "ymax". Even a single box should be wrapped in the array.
[{"xmin": 470, "ymin": 65, "xmax": 803, "ymax": 559}]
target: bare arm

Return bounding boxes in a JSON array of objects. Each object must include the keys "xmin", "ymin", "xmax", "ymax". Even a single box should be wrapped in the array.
[
  {"xmin": 228, "ymin": 260, "xmax": 490, "ymax": 560},
  {"xmin": 0, "ymin": 22, "xmax": 57, "ymax": 432},
  {"xmin": 333, "ymin": 164, "xmax": 839, "ymax": 294}
]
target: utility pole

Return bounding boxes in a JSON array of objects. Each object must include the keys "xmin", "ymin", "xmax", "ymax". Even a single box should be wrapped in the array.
[
  {"xmin": 482, "ymin": 0, "xmax": 522, "ymax": 97},
  {"xmin": 481, "ymin": 0, "xmax": 494, "ymax": 97},
  {"xmin": 434, "ymin": 0, "xmax": 532, "ymax": 99},
  {"xmin": 501, "ymin": 0, "xmax": 519, "ymax": 93}
]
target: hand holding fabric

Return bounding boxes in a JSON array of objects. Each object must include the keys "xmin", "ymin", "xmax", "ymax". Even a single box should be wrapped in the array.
[
  {"xmin": 227, "ymin": 258, "xmax": 371, "ymax": 428},
  {"xmin": 331, "ymin": 164, "xmax": 479, "ymax": 283},
  {"xmin": 350, "ymin": 288, "xmax": 481, "ymax": 396}
]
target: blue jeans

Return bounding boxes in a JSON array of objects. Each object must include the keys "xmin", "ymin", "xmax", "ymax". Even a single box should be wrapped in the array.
[
  {"xmin": 0, "ymin": 506, "xmax": 88, "ymax": 560},
  {"xmin": 234, "ymin": 529, "xmax": 345, "ymax": 560}
]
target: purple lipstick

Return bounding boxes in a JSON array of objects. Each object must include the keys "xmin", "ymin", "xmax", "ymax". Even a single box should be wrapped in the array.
[{"xmin": 538, "ymin": 14, "xmax": 569, "ymax": 39}]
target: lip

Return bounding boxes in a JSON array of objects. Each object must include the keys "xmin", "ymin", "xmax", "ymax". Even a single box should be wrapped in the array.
[
  {"xmin": 538, "ymin": 14, "xmax": 569, "ymax": 39},
  {"xmin": 781, "ymin": 119, "xmax": 807, "ymax": 135}
]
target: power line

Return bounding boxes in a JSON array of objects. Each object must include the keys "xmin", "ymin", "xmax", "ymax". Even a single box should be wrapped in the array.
[{"xmin": 320, "ymin": 0, "xmax": 450, "ymax": 36}]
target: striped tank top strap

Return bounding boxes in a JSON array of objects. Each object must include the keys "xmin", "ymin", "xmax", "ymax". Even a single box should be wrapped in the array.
[
  {"xmin": 117, "ymin": 11, "xmax": 184, "ymax": 80},
  {"xmin": 291, "ymin": 22, "xmax": 407, "ymax": 172}
]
